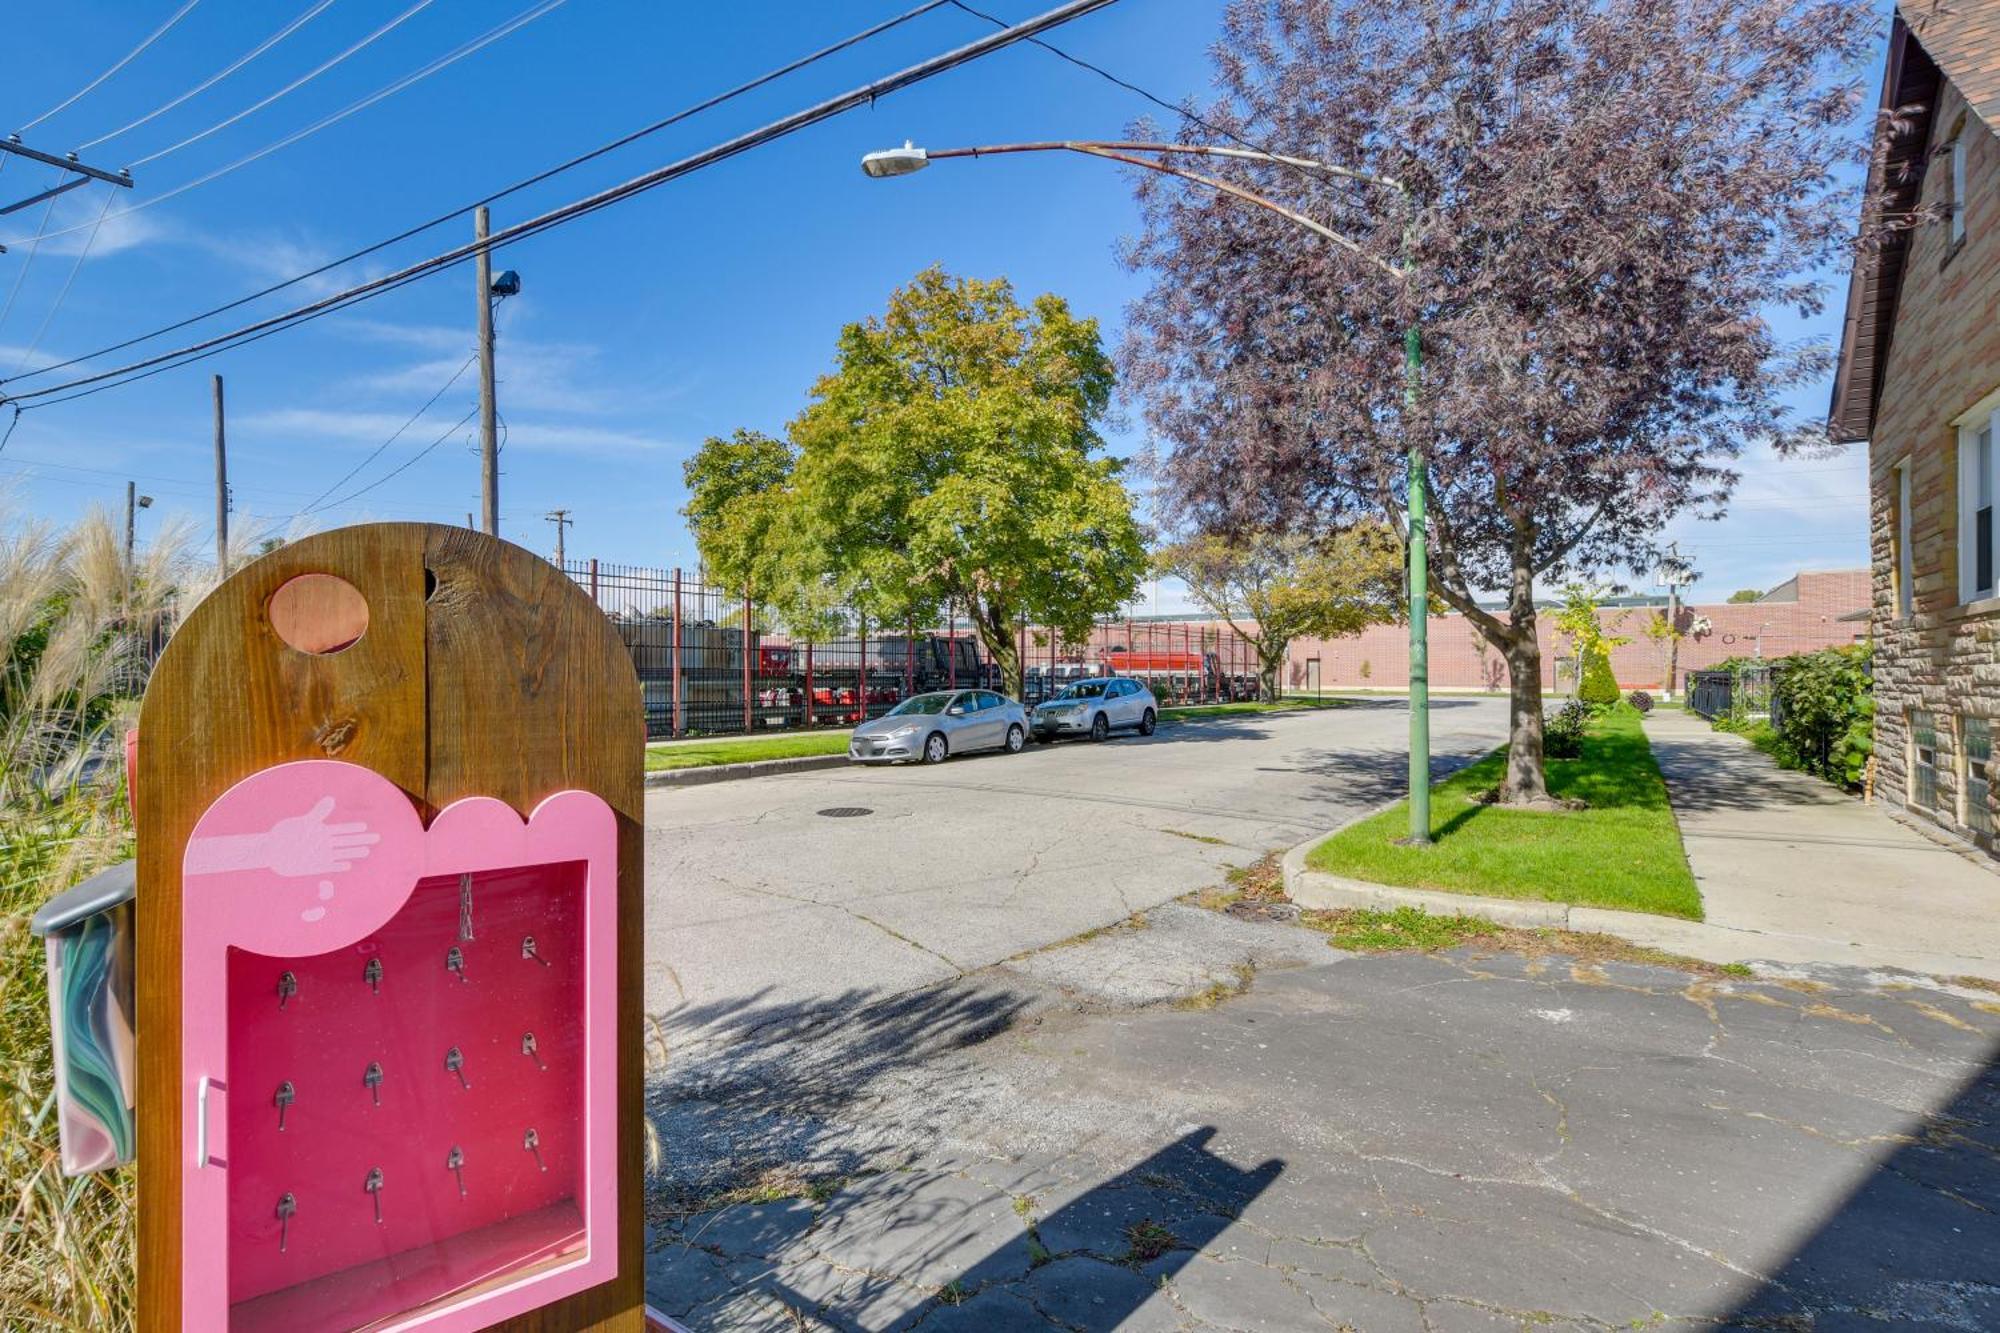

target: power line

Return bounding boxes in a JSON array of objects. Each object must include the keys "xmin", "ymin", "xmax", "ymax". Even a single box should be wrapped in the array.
[
  {"xmin": 77, "ymin": 0, "xmax": 343, "ymax": 152},
  {"xmin": 2, "ymin": 0, "xmax": 950, "ymax": 387},
  {"xmin": 127, "ymin": 0, "xmax": 440, "ymax": 168},
  {"xmin": 3, "ymin": 0, "xmax": 1112, "ymax": 409},
  {"xmin": 15, "ymin": 0, "xmax": 203, "ymax": 136},
  {"xmin": 946, "ymin": 0, "xmax": 1329, "ymax": 194},
  {"xmin": 0, "ymin": 183, "xmax": 63, "ymax": 335},
  {"xmin": 297, "ymin": 350, "xmax": 476, "ymax": 515},
  {"xmin": 315, "ymin": 404, "xmax": 478, "ymax": 511},
  {"xmin": 12, "ymin": 184, "xmax": 117, "ymax": 373},
  {"xmin": 2, "ymin": 0, "xmax": 565, "ymax": 250}
]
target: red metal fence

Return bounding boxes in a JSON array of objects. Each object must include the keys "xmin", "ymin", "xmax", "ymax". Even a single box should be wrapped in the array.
[{"xmin": 562, "ymin": 560, "xmax": 1262, "ymax": 739}]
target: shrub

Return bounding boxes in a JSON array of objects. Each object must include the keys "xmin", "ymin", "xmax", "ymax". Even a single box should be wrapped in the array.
[
  {"xmin": 1768, "ymin": 645, "xmax": 1872, "ymax": 788},
  {"xmin": 1627, "ymin": 690, "xmax": 1653, "ymax": 713},
  {"xmin": 1545, "ymin": 699, "xmax": 1591, "ymax": 759},
  {"xmin": 1577, "ymin": 647, "xmax": 1620, "ymax": 709}
]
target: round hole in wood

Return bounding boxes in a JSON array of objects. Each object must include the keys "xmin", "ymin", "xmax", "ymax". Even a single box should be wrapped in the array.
[
  {"xmin": 268, "ymin": 573, "xmax": 368, "ymax": 655},
  {"xmin": 423, "ymin": 566, "xmax": 439, "ymax": 601}
]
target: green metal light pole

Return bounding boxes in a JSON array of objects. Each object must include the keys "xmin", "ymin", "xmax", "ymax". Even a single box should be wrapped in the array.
[
  {"xmin": 862, "ymin": 137, "xmax": 1433, "ymax": 839},
  {"xmin": 1402, "ymin": 323, "xmax": 1430, "ymax": 845}
]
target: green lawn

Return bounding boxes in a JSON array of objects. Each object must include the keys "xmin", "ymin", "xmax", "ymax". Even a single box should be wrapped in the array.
[
  {"xmin": 1163, "ymin": 697, "xmax": 1354, "ymax": 721},
  {"xmin": 1306, "ymin": 707, "xmax": 1702, "ymax": 919},
  {"xmin": 644, "ymin": 732, "xmax": 850, "ymax": 771}
]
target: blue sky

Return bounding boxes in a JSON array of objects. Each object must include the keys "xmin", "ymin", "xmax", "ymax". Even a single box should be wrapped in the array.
[{"xmin": 1, "ymin": 0, "xmax": 1873, "ymax": 609}]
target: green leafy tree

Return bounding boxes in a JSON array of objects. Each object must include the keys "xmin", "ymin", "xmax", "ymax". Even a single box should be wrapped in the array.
[
  {"xmin": 785, "ymin": 267, "xmax": 1147, "ymax": 697},
  {"xmin": 1727, "ymin": 588, "xmax": 1764, "ymax": 604},
  {"xmin": 1157, "ymin": 525, "xmax": 1403, "ymax": 702},
  {"xmin": 1553, "ymin": 585, "xmax": 1628, "ymax": 707}
]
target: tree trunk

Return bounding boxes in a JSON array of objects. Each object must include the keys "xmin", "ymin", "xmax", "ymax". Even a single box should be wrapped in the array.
[
  {"xmin": 969, "ymin": 600, "xmax": 1024, "ymax": 701},
  {"xmin": 1500, "ymin": 630, "xmax": 1552, "ymax": 806},
  {"xmin": 1260, "ymin": 658, "xmax": 1281, "ymax": 703}
]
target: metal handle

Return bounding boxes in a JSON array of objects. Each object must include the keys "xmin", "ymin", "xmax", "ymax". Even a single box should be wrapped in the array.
[{"xmin": 196, "ymin": 1076, "xmax": 212, "ymax": 1168}]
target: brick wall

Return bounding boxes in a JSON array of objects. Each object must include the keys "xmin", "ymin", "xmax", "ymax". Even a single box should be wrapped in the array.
[
  {"xmin": 1280, "ymin": 570, "xmax": 1868, "ymax": 692},
  {"xmin": 1867, "ymin": 81, "xmax": 2000, "ymax": 856}
]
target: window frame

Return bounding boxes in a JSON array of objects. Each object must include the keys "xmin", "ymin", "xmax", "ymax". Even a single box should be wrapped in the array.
[
  {"xmin": 1956, "ymin": 395, "xmax": 2000, "ymax": 605},
  {"xmin": 1911, "ymin": 709, "xmax": 1940, "ymax": 812},
  {"xmin": 1961, "ymin": 715, "xmax": 1993, "ymax": 836}
]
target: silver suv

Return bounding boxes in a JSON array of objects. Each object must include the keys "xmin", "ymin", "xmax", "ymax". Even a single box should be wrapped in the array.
[{"xmin": 1030, "ymin": 677, "xmax": 1158, "ymax": 743}]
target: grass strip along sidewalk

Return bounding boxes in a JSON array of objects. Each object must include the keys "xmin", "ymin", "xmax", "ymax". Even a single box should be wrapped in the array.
[
  {"xmin": 1307, "ymin": 707, "xmax": 1701, "ymax": 920},
  {"xmin": 645, "ymin": 733, "xmax": 851, "ymax": 771},
  {"xmin": 1160, "ymin": 696, "xmax": 1353, "ymax": 721}
]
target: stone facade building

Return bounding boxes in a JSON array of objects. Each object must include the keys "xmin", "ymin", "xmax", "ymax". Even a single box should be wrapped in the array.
[{"xmin": 1830, "ymin": 2, "xmax": 2000, "ymax": 854}]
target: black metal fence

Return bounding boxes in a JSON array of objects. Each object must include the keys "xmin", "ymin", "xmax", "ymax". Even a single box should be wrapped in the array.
[
  {"xmin": 1688, "ymin": 664, "xmax": 1774, "ymax": 722},
  {"xmin": 560, "ymin": 560, "xmax": 1264, "ymax": 740}
]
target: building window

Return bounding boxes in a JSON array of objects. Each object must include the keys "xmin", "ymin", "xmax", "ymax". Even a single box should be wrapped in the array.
[
  {"xmin": 1961, "ymin": 411, "xmax": 2000, "ymax": 603},
  {"xmin": 1911, "ymin": 710, "xmax": 1939, "ymax": 811},
  {"xmin": 1964, "ymin": 717, "xmax": 1993, "ymax": 836},
  {"xmin": 1894, "ymin": 458, "xmax": 1914, "ymax": 618}
]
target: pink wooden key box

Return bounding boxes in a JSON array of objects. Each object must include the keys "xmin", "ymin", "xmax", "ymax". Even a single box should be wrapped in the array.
[
  {"xmin": 184, "ymin": 761, "xmax": 617, "ymax": 1330},
  {"xmin": 136, "ymin": 525, "xmax": 647, "ymax": 1332}
]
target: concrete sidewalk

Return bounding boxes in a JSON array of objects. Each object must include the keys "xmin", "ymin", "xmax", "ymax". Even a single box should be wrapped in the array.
[{"xmin": 1628, "ymin": 709, "xmax": 2000, "ymax": 980}]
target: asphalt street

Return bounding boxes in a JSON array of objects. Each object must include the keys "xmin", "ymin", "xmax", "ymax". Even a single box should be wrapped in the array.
[
  {"xmin": 641, "ymin": 699, "xmax": 2000, "ymax": 1330},
  {"xmin": 642, "ymin": 697, "xmax": 1511, "ymax": 1016}
]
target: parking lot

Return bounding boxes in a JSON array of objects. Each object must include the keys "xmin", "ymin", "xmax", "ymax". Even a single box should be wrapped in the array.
[{"xmin": 641, "ymin": 697, "xmax": 1511, "ymax": 1016}]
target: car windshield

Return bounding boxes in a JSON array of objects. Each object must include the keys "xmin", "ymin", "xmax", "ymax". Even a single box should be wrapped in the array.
[
  {"xmin": 1058, "ymin": 681, "xmax": 1110, "ymax": 700},
  {"xmin": 886, "ymin": 693, "xmax": 954, "ymax": 716}
]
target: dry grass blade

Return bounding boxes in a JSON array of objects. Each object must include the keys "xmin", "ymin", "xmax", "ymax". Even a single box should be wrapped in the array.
[{"xmin": 2, "ymin": 498, "xmax": 197, "ymax": 1328}]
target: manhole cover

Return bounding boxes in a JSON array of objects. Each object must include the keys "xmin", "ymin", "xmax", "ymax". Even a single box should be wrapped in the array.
[{"xmin": 817, "ymin": 807, "xmax": 874, "ymax": 818}]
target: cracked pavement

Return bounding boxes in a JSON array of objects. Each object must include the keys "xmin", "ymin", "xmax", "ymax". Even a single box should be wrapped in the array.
[
  {"xmin": 644, "ymin": 903, "xmax": 2000, "ymax": 1331},
  {"xmin": 642, "ymin": 704, "xmax": 2000, "ymax": 1329}
]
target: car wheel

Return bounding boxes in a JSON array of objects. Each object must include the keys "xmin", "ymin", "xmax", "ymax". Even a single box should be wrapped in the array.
[
  {"xmin": 1139, "ymin": 708, "xmax": 1156, "ymax": 736},
  {"xmin": 923, "ymin": 732, "xmax": 949, "ymax": 764},
  {"xmin": 1090, "ymin": 712, "xmax": 1110, "ymax": 742},
  {"xmin": 1005, "ymin": 723, "xmax": 1025, "ymax": 753}
]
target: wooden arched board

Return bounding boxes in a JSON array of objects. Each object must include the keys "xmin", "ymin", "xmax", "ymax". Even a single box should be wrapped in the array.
[{"xmin": 136, "ymin": 523, "xmax": 644, "ymax": 1332}]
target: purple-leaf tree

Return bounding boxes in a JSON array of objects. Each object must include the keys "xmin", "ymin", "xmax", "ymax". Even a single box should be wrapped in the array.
[{"xmin": 1122, "ymin": 0, "xmax": 1872, "ymax": 804}]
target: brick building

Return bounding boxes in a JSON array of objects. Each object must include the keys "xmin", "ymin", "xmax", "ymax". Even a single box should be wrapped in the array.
[
  {"xmin": 1280, "ymin": 570, "xmax": 1868, "ymax": 693},
  {"xmin": 1830, "ymin": 2, "xmax": 2000, "ymax": 854}
]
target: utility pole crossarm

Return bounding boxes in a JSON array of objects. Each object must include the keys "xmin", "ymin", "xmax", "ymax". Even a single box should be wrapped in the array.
[
  {"xmin": 0, "ymin": 136, "xmax": 134, "ymax": 222},
  {"xmin": 0, "ymin": 136, "xmax": 135, "ymax": 185}
]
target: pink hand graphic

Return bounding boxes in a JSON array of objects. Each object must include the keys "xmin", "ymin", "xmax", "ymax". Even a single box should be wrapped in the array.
[{"xmin": 185, "ymin": 796, "xmax": 381, "ymax": 878}]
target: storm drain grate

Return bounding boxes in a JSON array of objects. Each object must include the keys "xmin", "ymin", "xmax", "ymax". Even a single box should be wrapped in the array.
[{"xmin": 817, "ymin": 807, "xmax": 874, "ymax": 818}]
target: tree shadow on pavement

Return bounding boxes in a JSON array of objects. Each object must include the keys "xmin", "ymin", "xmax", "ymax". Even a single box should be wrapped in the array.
[
  {"xmin": 648, "ymin": 980, "xmax": 1035, "ymax": 1217},
  {"xmin": 724, "ymin": 1127, "xmax": 1284, "ymax": 1330},
  {"xmin": 1718, "ymin": 1050, "xmax": 2000, "ymax": 1330}
]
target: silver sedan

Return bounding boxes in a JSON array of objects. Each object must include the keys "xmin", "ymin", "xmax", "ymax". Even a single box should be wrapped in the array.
[{"xmin": 848, "ymin": 689, "xmax": 1029, "ymax": 764}]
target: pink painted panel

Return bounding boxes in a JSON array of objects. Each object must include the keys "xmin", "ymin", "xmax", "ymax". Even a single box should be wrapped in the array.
[{"xmin": 180, "ymin": 761, "xmax": 619, "ymax": 1332}]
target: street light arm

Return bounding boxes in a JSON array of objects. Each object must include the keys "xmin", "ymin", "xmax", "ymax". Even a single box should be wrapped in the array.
[
  {"xmin": 919, "ymin": 141, "xmax": 1404, "ymax": 279},
  {"xmin": 1069, "ymin": 146, "xmax": 1406, "ymax": 279},
  {"xmin": 927, "ymin": 140, "xmax": 1404, "ymax": 194}
]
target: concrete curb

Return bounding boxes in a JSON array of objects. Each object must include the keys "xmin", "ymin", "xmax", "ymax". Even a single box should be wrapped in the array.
[
  {"xmin": 1280, "ymin": 813, "xmax": 2000, "ymax": 982},
  {"xmin": 643, "ymin": 753, "xmax": 851, "ymax": 788}
]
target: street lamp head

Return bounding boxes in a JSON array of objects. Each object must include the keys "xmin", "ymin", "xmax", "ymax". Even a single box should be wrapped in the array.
[
  {"xmin": 490, "ymin": 269, "xmax": 522, "ymax": 298},
  {"xmin": 861, "ymin": 141, "xmax": 929, "ymax": 179},
  {"xmin": 136, "ymin": 495, "xmax": 154, "ymax": 509}
]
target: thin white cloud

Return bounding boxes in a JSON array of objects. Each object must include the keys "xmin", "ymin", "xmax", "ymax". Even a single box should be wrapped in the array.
[{"xmin": 240, "ymin": 406, "xmax": 674, "ymax": 456}]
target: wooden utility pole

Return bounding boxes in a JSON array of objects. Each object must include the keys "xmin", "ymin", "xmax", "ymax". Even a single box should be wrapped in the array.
[
  {"xmin": 545, "ymin": 508, "xmax": 572, "ymax": 567},
  {"xmin": 212, "ymin": 375, "xmax": 230, "ymax": 575},
  {"xmin": 476, "ymin": 206, "xmax": 499, "ymax": 535}
]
